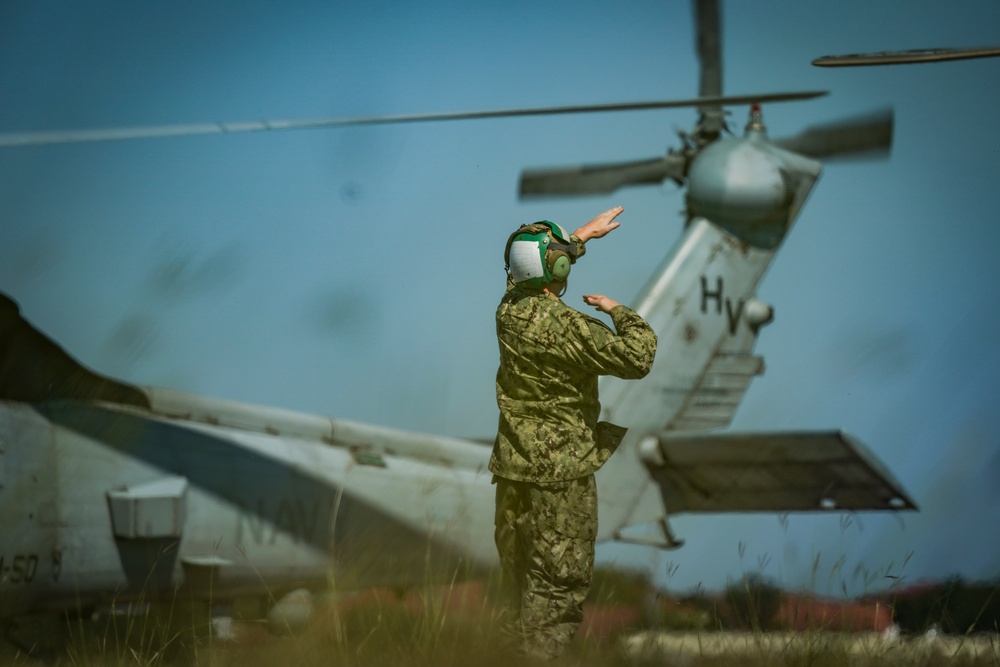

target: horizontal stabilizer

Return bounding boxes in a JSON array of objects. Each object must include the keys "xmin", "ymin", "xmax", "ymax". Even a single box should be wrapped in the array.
[{"xmin": 641, "ymin": 430, "xmax": 916, "ymax": 514}]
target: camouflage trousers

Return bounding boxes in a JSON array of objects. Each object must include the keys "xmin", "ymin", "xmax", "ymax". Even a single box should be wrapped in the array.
[{"xmin": 493, "ymin": 474, "xmax": 597, "ymax": 660}]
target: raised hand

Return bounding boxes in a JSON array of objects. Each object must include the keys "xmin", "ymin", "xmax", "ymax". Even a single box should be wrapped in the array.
[
  {"xmin": 582, "ymin": 294, "xmax": 621, "ymax": 314},
  {"xmin": 574, "ymin": 206, "xmax": 624, "ymax": 243}
]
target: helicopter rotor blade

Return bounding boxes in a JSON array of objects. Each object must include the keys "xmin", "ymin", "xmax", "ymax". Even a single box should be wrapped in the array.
[
  {"xmin": 0, "ymin": 92, "xmax": 826, "ymax": 148},
  {"xmin": 813, "ymin": 46, "xmax": 1000, "ymax": 67},
  {"xmin": 773, "ymin": 108, "xmax": 893, "ymax": 161},
  {"xmin": 519, "ymin": 154, "xmax": 687, "ymax": 198}
]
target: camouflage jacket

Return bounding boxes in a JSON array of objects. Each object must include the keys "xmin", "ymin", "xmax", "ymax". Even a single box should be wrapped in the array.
[{"xmin": 490, "ymin": 268, "xmax": 657, "ymax": 483}]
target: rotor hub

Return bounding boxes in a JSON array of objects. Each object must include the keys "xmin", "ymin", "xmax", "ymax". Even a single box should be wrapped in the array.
[{"xmin": 686, "ymin": 132, "xmax": 822, "ymax": 248}]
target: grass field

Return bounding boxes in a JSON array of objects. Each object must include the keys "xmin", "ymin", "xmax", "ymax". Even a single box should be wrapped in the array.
[{"xmin": 3, "ymin": 590, "xmax": 999, "ymax": 667}]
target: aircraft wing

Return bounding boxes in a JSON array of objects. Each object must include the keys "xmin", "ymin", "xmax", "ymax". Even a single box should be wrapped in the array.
[{"xmin": 640, "ymin": 430, "xmax": 917, "ymax": 513}]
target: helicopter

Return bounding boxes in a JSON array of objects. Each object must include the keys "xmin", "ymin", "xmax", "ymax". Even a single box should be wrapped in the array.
[{"xmin": 0, "ymin": 0, "xmax": 927, "ymax": 648}]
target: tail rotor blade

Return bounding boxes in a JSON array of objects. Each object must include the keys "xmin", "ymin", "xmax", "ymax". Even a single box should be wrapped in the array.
[
  {"xmin": 694, "ymin": 0, "xmax": 723, "ymax": 100},
  {"xmin": 519, "ymin": 154, "xmax": 687, "ymax": 198},
  {"xmin": 774, "ymin": 108, "xmax": 893, "ymax": 160},
  {"xmin": 693, "ymin": 0, "xmax": 725, "ymax": 137}
]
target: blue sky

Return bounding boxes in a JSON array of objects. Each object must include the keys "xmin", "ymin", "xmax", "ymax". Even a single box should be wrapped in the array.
[{"xmin": 2, "ymin": 0, "xmax": 999, "ymax": 596}]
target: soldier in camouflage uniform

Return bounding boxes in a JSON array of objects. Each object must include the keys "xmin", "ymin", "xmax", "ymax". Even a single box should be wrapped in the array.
[{"xmin": 491, "ymin": 206, "xmax": 657, "ymax": 659}]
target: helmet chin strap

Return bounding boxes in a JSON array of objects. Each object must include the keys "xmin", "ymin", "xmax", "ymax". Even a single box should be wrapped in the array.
[{"xmin": 550, "ymin": 280, "xmax": 568, "ymax": 298}]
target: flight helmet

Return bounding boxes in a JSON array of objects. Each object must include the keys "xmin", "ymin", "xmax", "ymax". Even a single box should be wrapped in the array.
[{"xmin": 503, "ymin": 220, "xmax": 578, "ymax": 289}]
